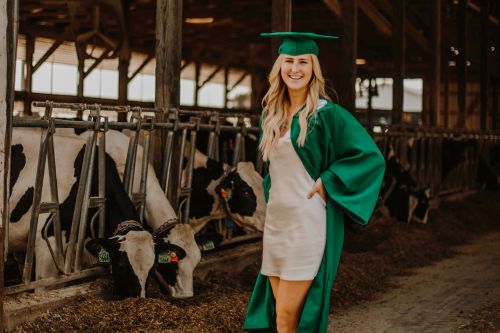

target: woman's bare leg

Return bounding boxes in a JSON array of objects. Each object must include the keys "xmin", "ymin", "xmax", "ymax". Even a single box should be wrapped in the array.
[
  {"xmin": 269, "ymin": 275, "xmax": 280, "ymax": 299},
  {"xmin": 275, "ymin": 279, "xmax": 313, "ymax": 333}
]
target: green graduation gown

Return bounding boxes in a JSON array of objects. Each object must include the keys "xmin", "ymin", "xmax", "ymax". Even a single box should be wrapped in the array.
[{"xmin": 243, "ymin": 101, "xmax": 386, "ymax": 332}]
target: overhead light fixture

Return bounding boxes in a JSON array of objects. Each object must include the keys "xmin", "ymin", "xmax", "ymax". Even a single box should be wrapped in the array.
[
  {"xmin": 356, "ymin": 58, "xmax": 367, "ymax": 65},
  {"xmin": 491, "ymin": 46, "xmax": 496, "ymax": 52},
  {"xmin": 185, "ymin": 17, "xmax": 214, "ymax": 24},
  {"xmin": 466, "ymin": 60, "xmax": 471, "ymax": 66},
  {"xmin": 448, "ymin": 61, "xmax": 456, "ymax": 67}
]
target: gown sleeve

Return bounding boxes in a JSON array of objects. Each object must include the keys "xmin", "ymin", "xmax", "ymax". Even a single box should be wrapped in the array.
[
  {"xmin": 319, "ymin": 104, "xmax": 386, "ymax": 226},
  {"xmin": 258, "ymin": 115, "xmax": 272, "ymax": 203}
]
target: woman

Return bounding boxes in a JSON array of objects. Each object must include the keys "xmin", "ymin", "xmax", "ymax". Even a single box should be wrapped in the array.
[{"xmin": 244, "ymin": 32, "xmax": 386, "ymax": 333}]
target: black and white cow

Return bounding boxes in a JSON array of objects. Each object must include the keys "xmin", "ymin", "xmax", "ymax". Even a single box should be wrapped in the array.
[
  {"xmin": 379, "ymin": 143, "xmax": 431, "ymax": 224},
  {"xmin": 183, "ymin": 146, "xmax": 266, "ymax": 235},
  {"xmin": 9, "ymin": 128, "xmax": 200, "ymax": 298}
]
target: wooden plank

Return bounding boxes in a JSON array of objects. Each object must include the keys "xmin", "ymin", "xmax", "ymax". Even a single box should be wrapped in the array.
[
  {"xmin": 339, "ymin": 0, "xmax": 358, "ymax": 113},
  {"xmin": 457, "ymin": 0, "xmax": 468, "ymax": 129},
  {"xmin": 228, "ymin": 71, "xmax": 249, "ymax": 93},
  {"xmin": 154, "ymin": 0, "xmax": 182, "ymax": 206},
  {"xmin": 224, "ymin": 66, "xmax": 229, "ymax": 108},
  {"xmin": 392, "ymin": 0, "xmax": 405, "ymax": 125},
  {"xmin": 431, "ymin": 0, "xmax": 442, "ymax": 127},
  {"xmin": 479, "ymin": 0, "xmax": 489, "ymax": 130}
]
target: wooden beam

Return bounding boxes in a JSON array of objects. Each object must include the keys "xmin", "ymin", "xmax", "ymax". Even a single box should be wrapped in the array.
[
  {"xmin": 430, "ymin": 0, "xmax": 442, "ymax": 127},
  {"xmin": 228, "ymin": 71, "xmax": 249, "ymax": 93},
  {"xmin": 468, "ymin": 0, "xmax": 499, "ymax": 25},
  {"xmin": 180, "ymin": 60, "xmax": 190, "ymax": 72},
  {"xmin": 128, "ymin": 54, "xmax": 153, "ymax": 83},
  {"xmin": 199, "ymin": 65, "xmax": 222, "ymax": 89},
  {"xmin": 339, "ymin": 0, "xmax": 358, "ymax": 113},
  {"xmin": 154, "ymin": 0, "xmax": 182, "ymax": 205},
  {"xmin": 82, "ymin": 48, "xmax": 111, "ymax": 80},
  {"xmin": 24, "ymin": 34, "xmax": 34, "ymax": 116},
  {"xmin": 194, "ymin": 62, "xmax": 200, "ymax": 106},
  {"xmin": 271, "ymin": 0, "xmax": 292, "ymax": 57},
  {"xmin": 118, "ymin": 57, "xmax": 129, "ymax": 122},
  {"xmin": 32, "ymin": 39, "xmax": 62, "ymax": 73},
  {"xmin": 457, "ymin": 0, "xmax": 468, "ymax": 129},
  {"xmin": 224, "ymin": 66, "xmax": 229, "ymax": 108},
  {"xmin": 362, "ymin": 0, "xmax": 429, "ymax": 52},
  {"xmin": 322, "ymin": 0, "xmax": 342, "ymax": 18},
  {"xmin": 392, "ymin": 0, "xmax": 405, "ymax": 125},
  {"xmin": 479, "ymin": 0, "xmax": 489, "ymax": 130},
  {"xmin": 359, "ymin": 0, "xmax": 391, "ymax": 36}
]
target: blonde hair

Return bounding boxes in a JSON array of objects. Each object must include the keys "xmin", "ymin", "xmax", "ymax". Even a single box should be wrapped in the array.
[{"xmin": 259, "ymin": 54, "xmax": 330, "ymax": 161}]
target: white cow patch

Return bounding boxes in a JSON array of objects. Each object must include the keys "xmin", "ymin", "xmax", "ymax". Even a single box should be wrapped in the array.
[{"xmin": 118, "ymin": 230, "xmax": 155, "ymax": 298}]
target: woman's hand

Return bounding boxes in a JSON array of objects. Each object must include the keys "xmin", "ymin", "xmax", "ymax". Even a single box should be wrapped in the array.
[{"xmin": 307, "ymin": 177, "xmax": 327, "ymax": 202}]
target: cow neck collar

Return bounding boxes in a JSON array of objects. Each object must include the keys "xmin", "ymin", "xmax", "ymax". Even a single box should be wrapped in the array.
[
  {"xmin": 113, "ymin": 220, "xmax": 144, "ymax": 236},
  {"xmin": 152, "ymin": 218, "xmax": 178, "ymax": 238}
]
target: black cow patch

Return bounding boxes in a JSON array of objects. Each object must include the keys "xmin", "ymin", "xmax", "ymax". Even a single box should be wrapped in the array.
[
  {"xmin": 10, "ymin": 187, "xmax": 34, "ymax": 223},
  {"xmin": 216, "ymin": 171, "xmax": 257, "ymax": 217},
  {"xmin": 189, "ymin": 158, "xmax": 224, "ymax": 219},
  {"xmin": 10, "ymin": 144, "xmax": 26, "ymax": 195}
]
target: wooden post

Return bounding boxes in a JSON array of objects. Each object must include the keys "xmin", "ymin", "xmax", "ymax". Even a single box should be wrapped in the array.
[
  {"xmin": 457, "ymin": 0, "xmax": 468, "ymax": 129},
  {"xmin": 155, "ymin": 0, "xmax": 182, "ymax": 206},
  {"xmin": 479, "ymin": 0, "xmax": 489, "ymax": 130},
  {"xmin": 224, "ymin": 66, "xmax": 229, "ymax": 109},
  {"xmin": 271, "ymin": 0, "xmax": 292, "ymax": 57},
  {"xmin": 194, "ymin": 62, "xmax": 200, "ymax": 107},
  {"xmin": 24, "ymin": 34, "xmax": 34, "ymax": 116},
  {"xmin": 338, "ymin": 0, "xmax": 358, "ymax": 113},
  {"xmin": 367, "ymin": 78, "xmax": 374, "ymax": 132},
  {"xmin": 117, "ymin": 57, "xmax": 129, "ymax": 122},
  {"xmin": 1, "ymin": 0, "xmax": 17, "ymax": 329},
  {"xmin": 392, "ymin": 0, "xmax": 405, "ymax": 125},
  {"xmin": 431, "ymin": 0, "xmax": 441, "ymax": 127},
  {"xmin": 444, "ymin": 55, "xmax": 450, "ymax": 129}
]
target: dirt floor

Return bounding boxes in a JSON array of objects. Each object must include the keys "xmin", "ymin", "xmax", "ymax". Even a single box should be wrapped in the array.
[
  {"xmin": 328, "ymin": 230, "xmax": 500, "ymax": 333},
  {"xmin": 15, "ymin": 190, "xmax": 500, "ymax": 333}
]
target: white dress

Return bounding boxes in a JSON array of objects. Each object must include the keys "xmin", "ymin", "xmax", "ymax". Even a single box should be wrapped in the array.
[{"xmin": 260, "ymin": 129, "xmax": 327, "ymax": 280}]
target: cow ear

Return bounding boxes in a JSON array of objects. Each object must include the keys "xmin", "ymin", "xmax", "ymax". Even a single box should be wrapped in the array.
[
  {"xmin": 155, "ymin": 239, "xmax": 187, "ymax": 260},
  {"xmin": 85, "ymin": 238, "xmax": 118, "ymax": 257}
]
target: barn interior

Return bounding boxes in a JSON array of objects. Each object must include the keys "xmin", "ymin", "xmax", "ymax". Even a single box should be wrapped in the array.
[
  {"xmin": 12, "ymin": 0, "xmax": 500, "ymax": 129},
  {"xmin": 1, "ymin": 0, "xmax": 500, "ymax": 331}
]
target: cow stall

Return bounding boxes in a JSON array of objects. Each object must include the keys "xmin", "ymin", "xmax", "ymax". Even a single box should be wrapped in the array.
[{"xmin": 4, "ymin": 101, "xmax": 264, "ymax": 300}]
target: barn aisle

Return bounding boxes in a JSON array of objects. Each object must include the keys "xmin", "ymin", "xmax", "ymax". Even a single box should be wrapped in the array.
[{"xmin": 328, "ymin": 230, "xmax": 500, "ymax": 333}]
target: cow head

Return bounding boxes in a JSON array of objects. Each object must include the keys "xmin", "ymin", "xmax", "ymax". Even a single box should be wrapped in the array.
[
  {"xmin": 155, "ymin": 224, "xmax": 201, "ymax": 298},
  {"xmin": 215, "ymin": 162, "xmax": 265, "ymax": 233},
  {"xmin": 86, "ymin": 230, "xmax": 157, "ymax": 298}
]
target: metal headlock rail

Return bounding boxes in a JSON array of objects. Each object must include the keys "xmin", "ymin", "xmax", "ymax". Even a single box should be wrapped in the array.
[
  {"xmin": 6, "ymin": 101, "xmax": 262, "ymax": 294},
  {"xmin": 6, "ymin": 100, "xmax": 500, "ymax": 295}
]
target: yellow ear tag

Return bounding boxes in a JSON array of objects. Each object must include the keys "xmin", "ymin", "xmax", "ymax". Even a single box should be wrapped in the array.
[{"xmin": 98, "ymin": 249, "xmax": 110, "ymax": 263}]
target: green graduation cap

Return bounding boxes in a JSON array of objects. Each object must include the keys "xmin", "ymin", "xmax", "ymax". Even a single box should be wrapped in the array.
[{"xmin": 260, "ymin": 32, "xmax": 339, "ymax": 56}]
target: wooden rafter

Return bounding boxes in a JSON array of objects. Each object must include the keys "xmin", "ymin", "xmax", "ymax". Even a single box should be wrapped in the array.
[
  {"xmin": 128, "ymin": 54, "xmax": 153, "ymax": 82},
  {"xmin": 32, "ymin": 39, "xmax": 62, "ymax": 73},
  {"xmin": 228, "ymin": 71, "xmax": 249, "ymax": 93},
  {"xmin": 82, "ymin": 48, "xmax": 111, "ymax": 79},
  {"xmin": 199, "ymin": 65, "xmax": 223, "ymax": 89},
  {"xmin": 321, "ymin": 0, "xmax": 341, "ymax": 18}
]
